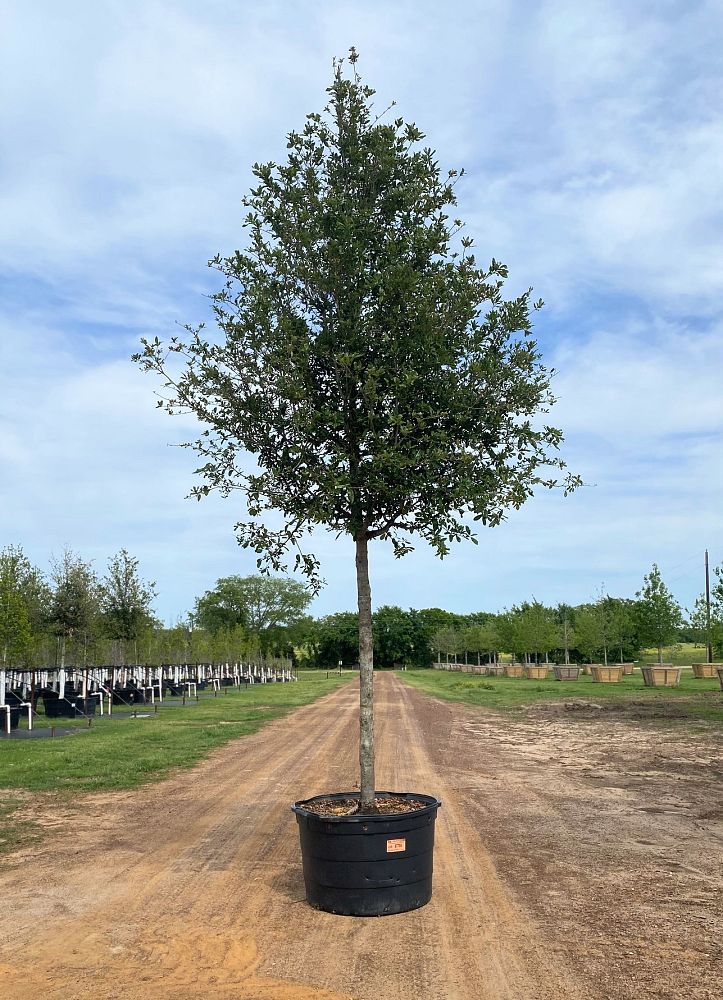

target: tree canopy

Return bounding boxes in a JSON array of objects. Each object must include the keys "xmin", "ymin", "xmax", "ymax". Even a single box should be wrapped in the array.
[
  {"xmin": 134, "ymin": 50, "xmax": 579, "ymax": 808},
  {"xmin": 194, "ymin": 574, "xmax": 311, "ymax": 634},
  {"xmin": 134, "ymin": 50, "xmax": 579, "ymax": 587},
  {"xmin": 0, "ymin": 545, "xmax": 49, "ymax": 667},
  {"xmin": 101, "ymin": 549, "xmax": 157, "ymax": 656},
  {"xmin": 636, "ymin": 564, "xmax": 684, "ymax": 663}
]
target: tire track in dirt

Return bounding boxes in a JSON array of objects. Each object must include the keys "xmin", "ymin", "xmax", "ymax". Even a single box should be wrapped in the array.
[
  {"xmin": 0, "ymin": 675, "xmax": 584, "ymax": 1000},
  {"xmin": 387, "ymin": 676, "xmax": 584, "ymax": 1000}
]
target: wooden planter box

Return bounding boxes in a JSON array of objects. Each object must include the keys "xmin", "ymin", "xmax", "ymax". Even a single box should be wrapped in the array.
[
  {"xmin": 718, "ymin": 668, "xmax": 723, "ymax": 691},
  {"xmin": 486, "ymin": 665, "xmax": 505, "ymax": 676},
  {"xmin": 581, "ymin": 664, "xmax": 595, "ymax": 675},
  {"xmin": 620, "ymin": 662, "xmax": 635, "ymax": 675},
  {"xmin": 525, "ymin": 666, "xmax": 549, "ymax": 680},
  {"xmin": 553, "ymin": 665, "xmax": 580, "ymax": 681},
  {"xmin": 691, "ymin": 663, "xmax": 721, "ymax": 679},
  {"xmin": 641, "ymin": 665, "xmax": 680, "ymax": 687},
  {"xmin": 591, "ymin": 665, "xmax": 623, "ymax": 683},
  {"xmin": 503, "ymin": 665, "xmax": 524, "ymax": 679}
]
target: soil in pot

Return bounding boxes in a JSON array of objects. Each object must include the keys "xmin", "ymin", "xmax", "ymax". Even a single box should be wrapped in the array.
[{"xmin": 292, "ymin": 791, "xmax": 441, "ymax": 917}]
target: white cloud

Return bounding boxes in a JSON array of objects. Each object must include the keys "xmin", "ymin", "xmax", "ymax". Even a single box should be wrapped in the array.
[{"xmin": 1, "ymin": 0, "xmax": 722, "ymax": 621}]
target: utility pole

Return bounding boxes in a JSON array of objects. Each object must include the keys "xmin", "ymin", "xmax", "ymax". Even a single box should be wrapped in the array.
[{"xmin": 705, "ymin": 549, "xmax": 713, "ymax": 664}]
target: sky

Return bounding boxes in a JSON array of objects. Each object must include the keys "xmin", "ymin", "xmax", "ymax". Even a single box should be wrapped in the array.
[{"xmin": 1, "ymin": 0, "xmax": 722, "ymax": 624}]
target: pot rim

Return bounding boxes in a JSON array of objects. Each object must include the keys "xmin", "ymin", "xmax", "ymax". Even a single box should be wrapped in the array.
[{"xmin": 291, "ymin": 789, "xmax": 441, "ymax": 823}]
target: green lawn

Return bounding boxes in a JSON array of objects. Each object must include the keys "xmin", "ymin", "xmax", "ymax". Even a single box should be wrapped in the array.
[
  {"xmin": 400, "ymin": 668, "xmax": 723, "ymax": 725},
  {"xmin": 638, "ymin": 642, "xmax": 711, "ymax": 666},
  {"xmin": 0, "ymin": 672, "xmax": 352, "ymax": 795},
  {"xmin": 0, "ymin": 671, "xmax": 353, "ymax": 857}
]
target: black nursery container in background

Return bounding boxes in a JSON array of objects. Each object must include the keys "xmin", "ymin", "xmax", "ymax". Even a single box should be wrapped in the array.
[
  {"xmin": 292, "ymin": 792, "xmax": 441, "ymax": 917},
  {"xmin": 2, "ymin": 705, "xmax": 22, "ymax": 731}
]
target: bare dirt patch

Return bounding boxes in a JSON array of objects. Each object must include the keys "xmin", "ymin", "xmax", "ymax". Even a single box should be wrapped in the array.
[
  {"xmin": 0, "ymin": 674, "xmax": 720, "ymax": 999},
  {"xmin": 418, "ymin": 689, "xmax": 722, "ymax": 1000}
]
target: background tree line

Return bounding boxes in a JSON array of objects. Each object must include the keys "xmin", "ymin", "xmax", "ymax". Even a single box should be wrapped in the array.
[{"xmin": 2, "ymin": 547, "xmax": 721, "ymax": 669}]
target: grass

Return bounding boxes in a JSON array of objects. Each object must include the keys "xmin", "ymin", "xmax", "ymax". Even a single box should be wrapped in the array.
[
  {"xmin": 0, "ymin": 671, "xmax": 353, "ymax": 858},
  {"xmin": 400, "ymin": 667, "xmax": 723, "ymax": 726},
  {"xmin": 638, "ymin": 642, "xmax": 712, "ymax": 666},
  {"xmin": 0, "ymin": 672, "xmax": 352, "ymax": 794}
]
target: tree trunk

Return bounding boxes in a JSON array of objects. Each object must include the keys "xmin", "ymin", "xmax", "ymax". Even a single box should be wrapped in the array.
[
  {"xmin": 356, "ymin": 532, "xmax": 375, "ymax": 810},
  {"xmin": 563, "ymin": 618, "xmax": 570, "ymax": 664}
]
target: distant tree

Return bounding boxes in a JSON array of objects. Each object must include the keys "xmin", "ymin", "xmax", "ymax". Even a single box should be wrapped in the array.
[
  {"xmin": 0, "ymin": 546, "xmax": 42, "ymax": 667},
  {"xmin": 462, "ymin": 625, "xmax": 483, "ymax": 665},
  {"xmin": 554, "ymin": 603, "xmax": 575, "ymax": 664},
  {"xmin": 101, "ymin": 549, "xmax": 158, "ymax": 663},
  {"xmin": 431, "ymin": 626, "xmax": 461, "ymax": 664},
  {"xmin": 521, "ymin": 600, "xmax": 558, "ymax": 663},
  {"xmin": 505, "ymin": 601, "xmax": 557, "ymax": 663},
  {"xmin": 690, "ymin": 563, "xmax": 723, "ymax": 658},
  {"xmin": 134, "ymin": 51, "xmax": 578, "ymax": 808},
  {"xmin": 194, "ymin": 575, "xmax": 311, "ymax": 636},
  {"xmin": 372, "ymin": 605, "xmax": 419, "ymax": 668},
  {"xmin": 463, "ymin": 617, "xmax": 500, "ymax": 664},
  {"xmin": 0, "ymin": 545, "xmax": 50, "ymax": 666},
  {"xmin": 315, "ymin": 612, "xmax": 360, "ymax": 667},
  {"xmin": 574, "ymin": 589, "xmax": 614, "ymax": 664},
  {"xmin": 574, "ymin": 603, "xmax": 605, "ymax": 663},
  {"xmin": 282, "ymin": 615, "xmax": 320, "ymax": 668},
  {"xmin": 635, "ymin": 564, "xmax": 684, "ymax": 664},
  {"xmin": 477, "ymin": 617, "xmax": 502, "ymax": 664},
  {"xmin": 417, "ymin": 609, "xmax": 457, "ymax": 664},
  {"xmin": 48, "ymin": 549, "xmax": 102, "ymax": 669},
  {"xmin": 713, "ymin": 565, "xmax": 723, "ymax": 657},
  {"xmin": 606, "ymin": 597, "xmax": 638, "ymax": 662},
  {"xmin": 0, "ymin": 573, "xmax": 31, "ymax": 668}
]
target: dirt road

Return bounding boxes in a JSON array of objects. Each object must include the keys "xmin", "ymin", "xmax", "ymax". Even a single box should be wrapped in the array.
[{"xmin": 0, "ymin": 674, "xmax": 720, "ymax": 999}]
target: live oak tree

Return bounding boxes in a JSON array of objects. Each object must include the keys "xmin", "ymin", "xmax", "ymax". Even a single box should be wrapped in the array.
[{"xmin": 134, "ymin": 51, "xmax": 578, "ymax": 809}]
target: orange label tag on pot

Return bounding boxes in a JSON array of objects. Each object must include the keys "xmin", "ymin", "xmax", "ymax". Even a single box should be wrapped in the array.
[{"xmin": 386, "ymin": 838, "xmax": 406, "ymax": 853}]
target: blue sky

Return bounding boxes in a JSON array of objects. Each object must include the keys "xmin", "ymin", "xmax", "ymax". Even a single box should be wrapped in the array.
[{"xmin": 1, "ymin": 0, "xmax": 722, "ymax": 624}]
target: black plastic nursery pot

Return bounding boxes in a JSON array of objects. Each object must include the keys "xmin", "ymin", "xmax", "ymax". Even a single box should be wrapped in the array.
[
  {"xmin": 71, "ymin": 697, "xmax": 97, "ymax": 716},
  {"xmin": 292, "ymin": 791, "xmax": 441, "ymax": 917},
  {"xmin": 42, "ymin": 695, "xmax": 74, "ymax": 718},
  {"xmin": 3, "ymin": 705, "xmax": 22, "ymax": 731}
]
